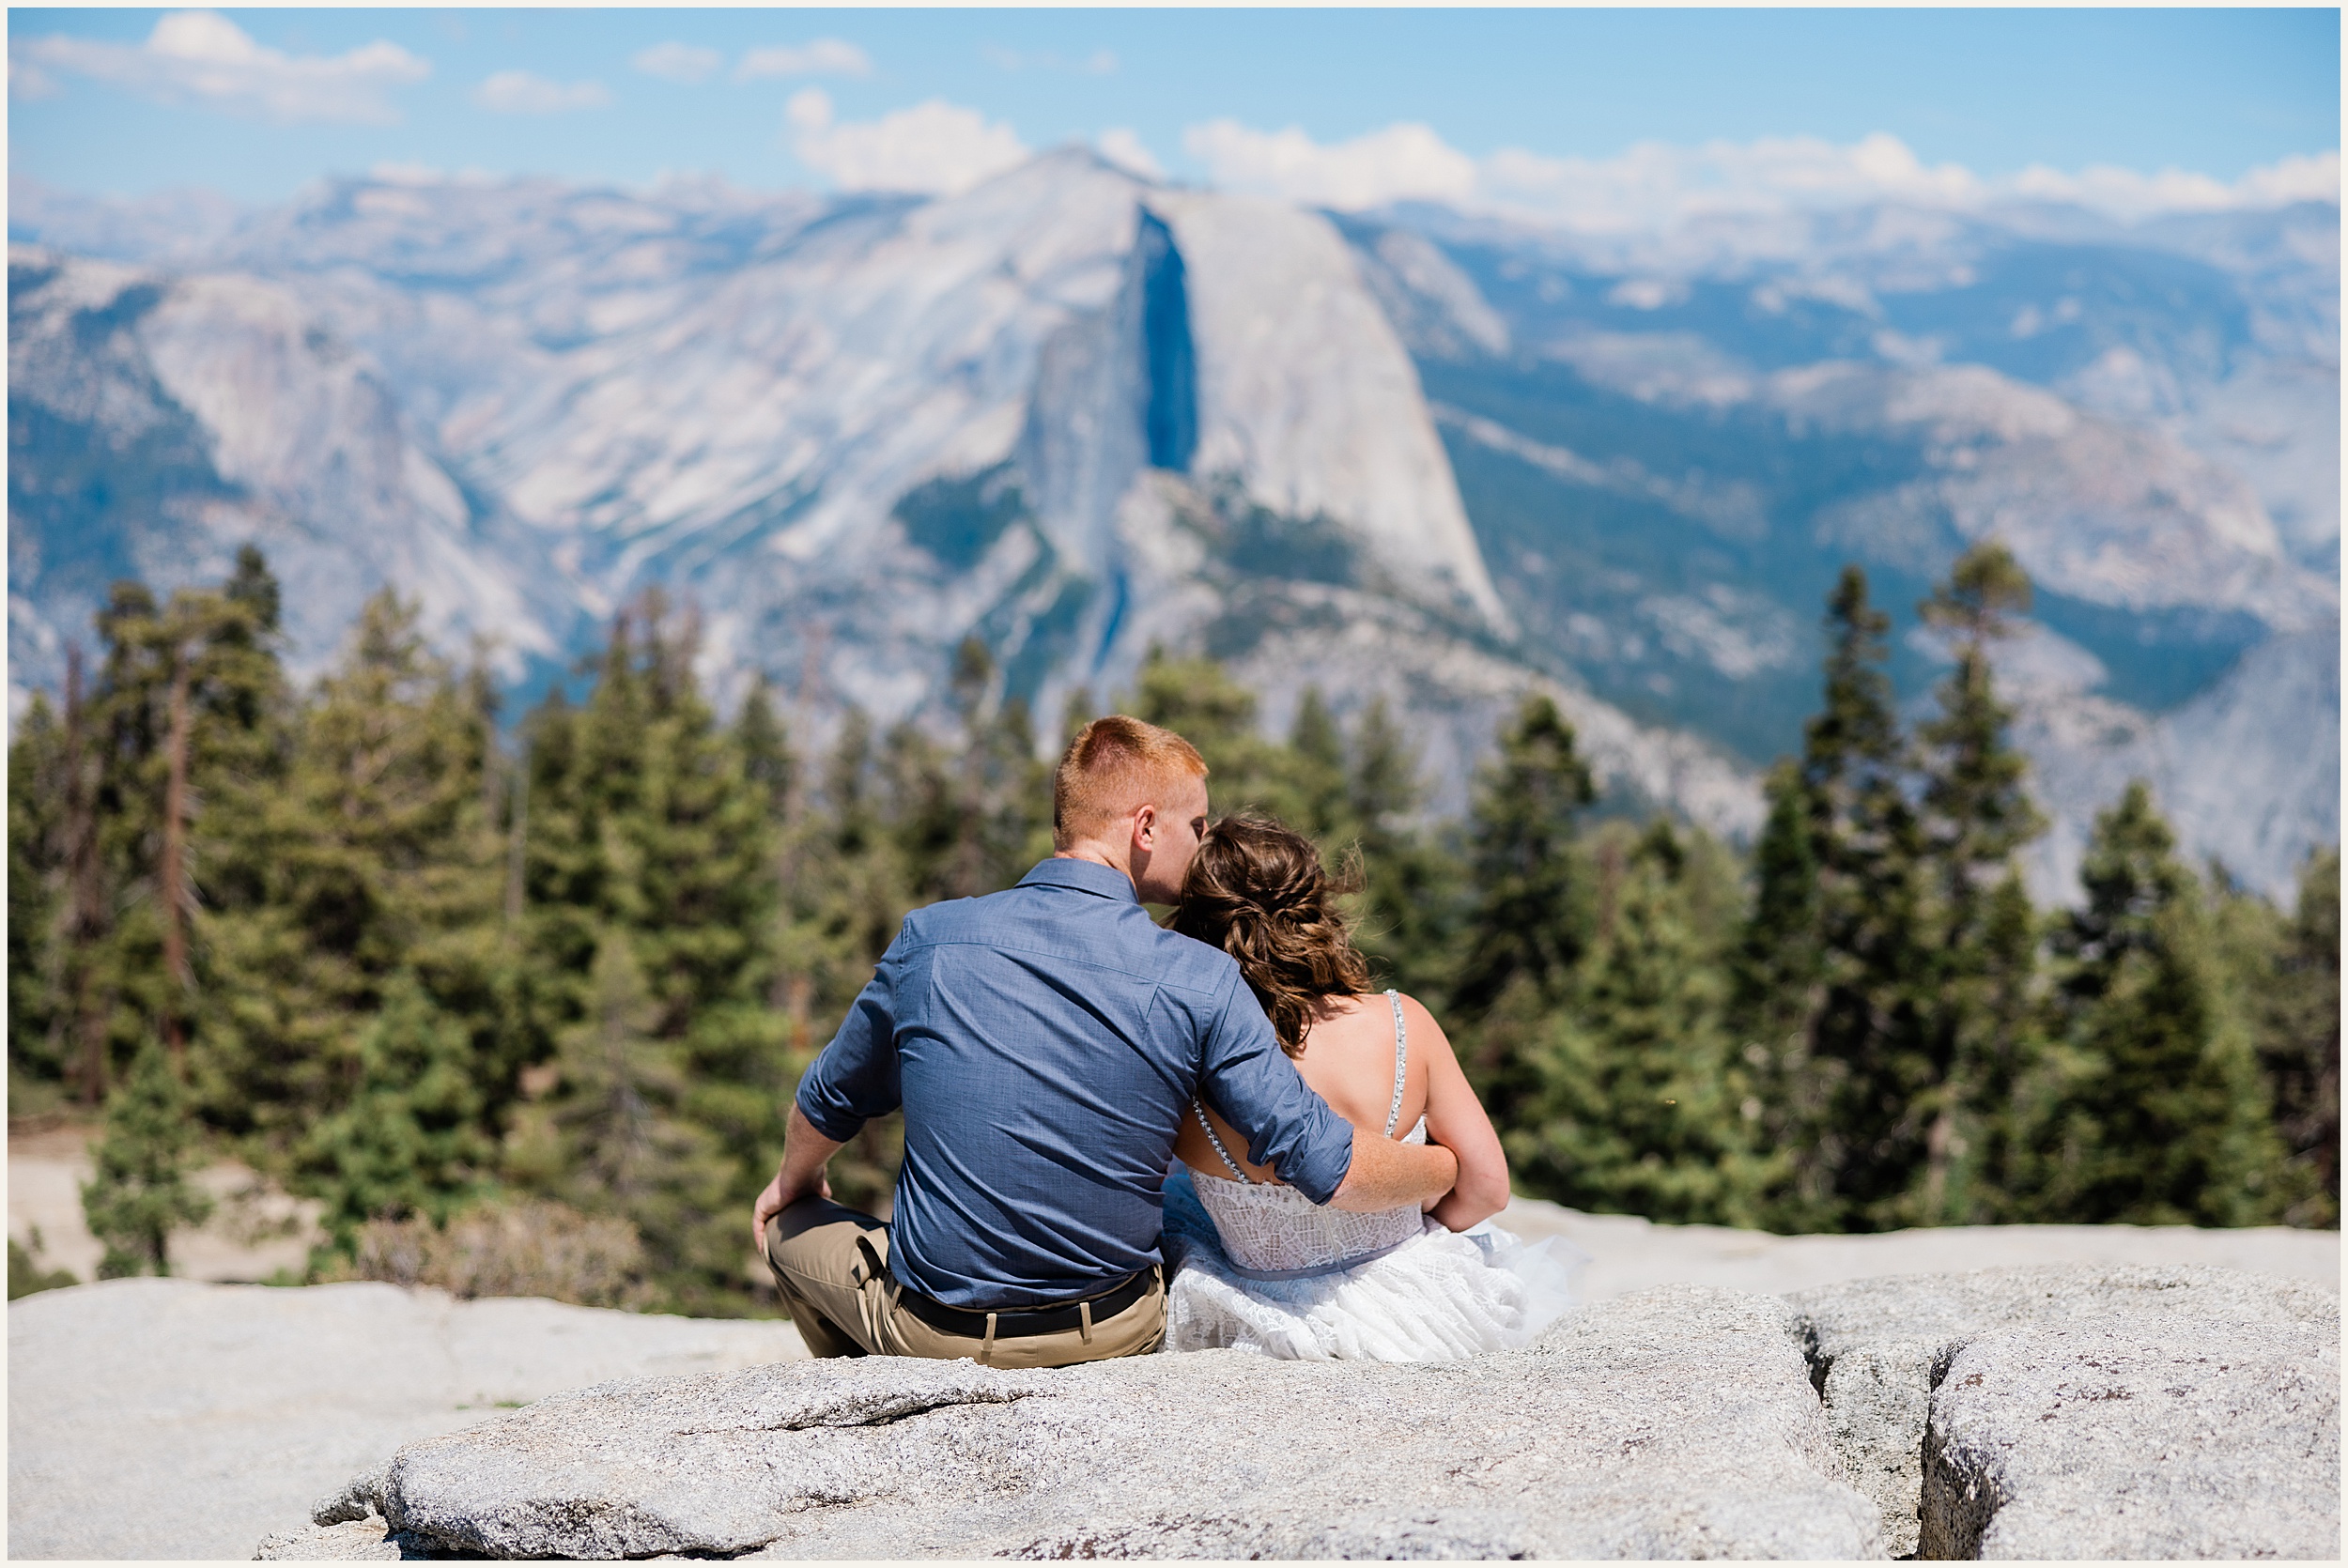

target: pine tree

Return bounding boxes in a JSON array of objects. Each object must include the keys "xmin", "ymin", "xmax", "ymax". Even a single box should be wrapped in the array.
[
  {"xmin": 511, "ymin": 931, "xmax": 738, "ymax": 1310},
  {"xmin": 1129, "ymin": 650, "xmax": 1290, "ymax": 821},
  {"xmin": 512, "ymin": 597, "xmax": 780, "ymax": 1304},
  {"xmin": 2256, "ymin": 849, "xmax": 2340, "ymax": 1225},
  {"xmin": 1510, "ymin": 821, "xmax": 1765, "ymax": 1224},
  {"xmin": 736, "ymin": 675, "xmax": 796, "ymax": 822},
  {"xmin": 302, "ymin": 970, "xmax": 493, "ymax": 1250},
  {"xmin": 8, "ymin": 554, "xmax": 292, "ymax": 1117},
  {"xmin": 1455, "ymin": 695, "xmax": 1598, "ymax": 1015},
  {"xmin": 200, "ymin": 588, "xmax": 502, "ymax": 1150},
  {"xmin": 1904, "ymin": 543, "xmax": 2046, "ymax": 1226},
  {"xmin": 8, "ymin": 691, "xmax": 69, "ymax": 1099},
  {"xmin": 1345, "ymin": 696, "xmax": 1466, "ymax": 998},
  {"xmin": 1729, "ymin": 761, "xmax": 1828, "ymax": 1227},
  {"xmin": 2034, "ymin": 782, "xmax": 2286, "ymax": 1224},
  {"xmin": 1796, "ymin": 566, "xmax": 1932, "ymax": 1230},
  {"xmin": 1959, "ymin": 870, "xmax": 2046, "ymax": 1223},
  {"xmin": 1451, "ymin": 695, "xmax": 1598, "ymax": 1130},
  {"xmin": 81, "ymin": 1036, "xmax": 214, "ymax": 1277},
  {"xmin": 55, "ymin": 647, "xmax": 113, "ymax": 1105},
  {"xmin": 882, "ymin": 640, "xmax": 1051, "ymax": 905},
  {"xmin": 1285, "ymin": 687, "xmax": 1352, "ymax": 843},
  {"xmin": 767, "ymin": 708, "xmax": 909, "ymax": 1214}
]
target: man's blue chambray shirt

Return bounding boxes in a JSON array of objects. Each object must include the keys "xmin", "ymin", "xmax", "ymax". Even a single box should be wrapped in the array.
[{"xmin": 795, "ymin": 856, "xmax": 1357, "ymax": 1309}]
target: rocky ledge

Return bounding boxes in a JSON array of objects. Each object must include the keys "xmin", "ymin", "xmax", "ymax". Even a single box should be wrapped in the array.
[{"xmin": 257, "ymin": 1265, "xmax": 2337, "ymax": 1561}]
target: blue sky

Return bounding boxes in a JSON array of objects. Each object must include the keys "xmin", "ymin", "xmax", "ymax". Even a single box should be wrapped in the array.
[{"xmin": 8, "ymin": 8, "xmax": 2340, "ymax": 222}]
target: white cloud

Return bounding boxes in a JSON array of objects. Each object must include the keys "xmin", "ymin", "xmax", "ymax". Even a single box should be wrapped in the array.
[
  {"xmin": 785, "ymin": 89, "xmax": 1027, "ymax": 196},
  {"xmin": 1096, "ymin": 128, "xmax": 1164, "ymax": 181},
  {"xmin": 473, "ymin": 70, "xmax": 611, "ymax": 115},
  {"xmin": 366, "ymin": 161, "xmax": 499, "ymax": 189},
  {"xmin": 631, "ymin": 42, "xmax": 721, "ymax": 85},
  {"xmin": 737, "ymin": 39, "xmax": 870, "ymax": 81},
  {"xmin": 12, "ymin": 8, "xmax": 427, "ymax": 124},
  {"xmin": 369, "ymin": 160, "xmax": 443, "ymax": 186},
  {"xmin": 1183, "ymin": 118, "xmax": 2340, "ymax": 229},
  {"xmin": 1184, "ymin": 119, "xmax": 1477, "ymax": 210},
  {"xmin": 2012, "ymin": 149, "xmax": 2342, "ymax": 221}
]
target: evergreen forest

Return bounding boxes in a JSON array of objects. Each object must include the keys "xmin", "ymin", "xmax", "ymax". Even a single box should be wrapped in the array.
[{"xmin": 8, "ymin": 544, "xmax": 2338, "ymax": 1314}]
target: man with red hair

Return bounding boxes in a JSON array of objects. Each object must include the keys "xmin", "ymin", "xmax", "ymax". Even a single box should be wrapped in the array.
[{"xmin": 752, "ymin": 715, "xmax": 1458, "ymax": 1367}]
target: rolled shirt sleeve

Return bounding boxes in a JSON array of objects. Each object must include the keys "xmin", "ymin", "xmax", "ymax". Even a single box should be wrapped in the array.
[
  {"xmin": 1194, "ymin": 968, "xmax": 1356, "ymax": 1205},
  {"xmin": 795, "ymin": 934, "xmax": 908, "ymax": 1143}
]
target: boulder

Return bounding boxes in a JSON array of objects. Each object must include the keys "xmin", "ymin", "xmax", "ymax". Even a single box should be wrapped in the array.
[
  {"xmin": 267, "ymin": 1285, "xmax": 1885, "ymax": 1560},
  {"xmin": 1788, "ymin": 1266, "xmax": 2340, "ymax": 1557},
  {"xmin": 1923, "ymin": 1320, "xmax": 2340, "ymax": 1560},
  {"xmin": 7, "ymin": 1277, "xmax": 806, "ymax": 1560}
]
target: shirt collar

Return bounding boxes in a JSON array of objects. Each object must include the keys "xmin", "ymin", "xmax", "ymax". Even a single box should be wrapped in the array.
[{"xmin": 1017, "ymin": 856, "xmax": 1141, "ymax": 904}]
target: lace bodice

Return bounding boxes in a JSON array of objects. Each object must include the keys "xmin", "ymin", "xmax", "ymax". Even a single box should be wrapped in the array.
[{"xmin": 1188, "ymin": 991, "xmax": 1433, "ymax": 1277}]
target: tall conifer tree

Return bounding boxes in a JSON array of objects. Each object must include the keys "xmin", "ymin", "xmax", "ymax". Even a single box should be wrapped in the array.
[
  {"xmin": 8, "ymin": 694, "xmax": 68, "ymax": 1098},
  {"xmin": 302, "ymin": 970, "xmax": 492, "ymax": 1249},
  {"xmin": 81, "ymin": 1036, "xmax": 214, "ymax": 1277},
  {"xmin": 1451, "ymin": 695, "xmax": 1597, "ymax": 1130},
  {"xmin": 1511, "ymin": 822, "xmax": 1763, "ymax": 1224},
  {"xmin": 1766, "ymin": 568, "xmax": 1925, "ymax": 1228},
  {"xmin": 2257, "ymin": 849, "xmax": 2340, "ymax": 1224},
  {"xmin": 202, "ymin": 588, "xmax": 502, "ymax": 1149},
  {"xmin": 2035, "ymin": 782, "xmax": 2285, "ymax": 1224},
  {"xmin": 1346, "ymin": 696, "xmax": 1466, "ymax": 998},
  {"xmin": 1907, "ymin": 543, "xmax": 2045, "ymax": 1225}
]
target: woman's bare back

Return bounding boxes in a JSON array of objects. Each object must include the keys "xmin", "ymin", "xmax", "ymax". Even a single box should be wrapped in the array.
[{"xmin": 1177, "ymin": 992, "xmax": 1432, "ymax": 1185}]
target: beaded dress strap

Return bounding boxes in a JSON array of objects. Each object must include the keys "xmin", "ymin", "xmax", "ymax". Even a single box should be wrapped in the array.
[
  {"xmin": 1191, "ymin": 1099, "xmax": 1250, "ymax": 1184},
  {"xmin": 1383, "ymin": 990, "xmax": 1407, "ymax": 1137},
  {"xmin": 1196, "ymin": 991, "xmax": 1409, "ymax": 1184}
]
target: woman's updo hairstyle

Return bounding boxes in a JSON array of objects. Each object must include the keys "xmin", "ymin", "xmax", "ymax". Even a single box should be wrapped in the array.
[{"xmin": 1173, "ymin": 813, "xmax": 1371, "ymax": 1056}]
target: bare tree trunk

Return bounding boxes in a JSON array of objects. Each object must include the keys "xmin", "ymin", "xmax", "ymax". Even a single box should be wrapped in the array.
[
  {"xmin": 60, "ymin": 645, "xmax": 110, "ymax": 1105},
  {"xmin": 159, "ymin": 648, "xmax": 193, "ymax": 1070}
]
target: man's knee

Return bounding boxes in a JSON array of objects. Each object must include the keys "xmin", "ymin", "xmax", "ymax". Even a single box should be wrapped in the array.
[
  {"xmin": 765, "ymin": 1198, "xmax": 881, "ymax": 1276},
  {"xmin": 771, "ymin": 1193, "xmax": 881, "ymax": 1247},
  {"xmin": 763, "ymin": 1199, "xmax": 888, "ymax": 1359}
]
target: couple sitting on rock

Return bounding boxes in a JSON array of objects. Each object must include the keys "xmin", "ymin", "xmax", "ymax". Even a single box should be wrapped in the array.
[{"xmin": 752, "ymin": 715, "xmax": 1579, "ymax": 1370}]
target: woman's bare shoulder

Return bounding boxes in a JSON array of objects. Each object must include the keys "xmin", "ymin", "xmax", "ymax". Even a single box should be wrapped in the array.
[{"xmin": 1384, "ymin": 990, "xmax": 1453, "ymax": 1043}]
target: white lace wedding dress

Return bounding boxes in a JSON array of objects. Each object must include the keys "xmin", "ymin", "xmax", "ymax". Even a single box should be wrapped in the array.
[{"xmin": 1162, "ymin": 991, "xmax": 1585, "ymax": 1361}]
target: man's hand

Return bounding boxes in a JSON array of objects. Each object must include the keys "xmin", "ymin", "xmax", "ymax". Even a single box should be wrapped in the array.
[
  {"xmin": 1326, "ymin": 1128, "xmax": 1459, "ymax": 1212},
  {"xmin": 749, "ymin": 1164, "xmax": 830, "ymax": 1254},
  {"xmin": 749, "ymin": 1104, "xmax": 847, "ymax": 1255}
]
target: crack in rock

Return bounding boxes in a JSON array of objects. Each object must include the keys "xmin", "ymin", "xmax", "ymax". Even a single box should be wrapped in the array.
[{"xmin": 1790, "ymin": 1265, "xmax": 2339, "ymax": 1560}]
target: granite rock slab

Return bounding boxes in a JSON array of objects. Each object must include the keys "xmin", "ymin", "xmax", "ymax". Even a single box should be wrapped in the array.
[
  {"xmin": 274, "ymin": 1284, "xmax": 1885, "ymax": 1561},
  {"xmin": 6, "ymin": 1277, "xmax": 805, "ymax": 1560},
  {"xmin": 1788, "ymin": 1265, "xmax": 2340, "ymax": 1557},
  {"xmin": 1923, "ymin": 1317, "xmax": 2340, "ymax": 1560}
]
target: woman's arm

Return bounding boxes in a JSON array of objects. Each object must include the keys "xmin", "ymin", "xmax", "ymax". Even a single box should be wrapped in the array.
[{"xmin": 1406, "ymin": 994, "xmax": 1513, "ymax": 1231}]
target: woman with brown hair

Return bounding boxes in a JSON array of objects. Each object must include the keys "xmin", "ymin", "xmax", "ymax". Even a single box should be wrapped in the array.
[{"xmin": 1161, "ymin": 814, "xmax": 1582, "ymax": 1360}]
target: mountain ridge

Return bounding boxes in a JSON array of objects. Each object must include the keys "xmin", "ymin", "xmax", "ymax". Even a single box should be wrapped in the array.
[{"xmin": 8, "ymin": 160, "xmax": 2337, "ymax": 898}]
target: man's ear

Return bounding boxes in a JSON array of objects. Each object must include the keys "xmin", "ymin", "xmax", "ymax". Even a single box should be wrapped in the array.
[{"xmin": 1131, "ymin": 801, "xmax": 1159, "ymax": 852}]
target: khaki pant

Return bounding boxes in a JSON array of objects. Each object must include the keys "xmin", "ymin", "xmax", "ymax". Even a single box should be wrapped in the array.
[{"xmin": 763, "ymin": 1196, "xmax": 1165, "ymax": 1369}]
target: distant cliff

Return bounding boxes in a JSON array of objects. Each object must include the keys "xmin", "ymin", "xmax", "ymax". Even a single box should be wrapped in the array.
[{"xmin": 9, "ymin": 163, "xmax": 2337, "ymax": 895}]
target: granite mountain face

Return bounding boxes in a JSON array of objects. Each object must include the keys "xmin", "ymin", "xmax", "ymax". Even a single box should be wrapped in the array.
[{"xmin": 8, "ymin": 156, "xmax": 2337, "ymax": 897}]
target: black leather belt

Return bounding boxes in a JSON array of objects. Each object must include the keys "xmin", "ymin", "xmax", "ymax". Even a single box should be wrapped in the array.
[{"xmin": 896, "ymin": 1268, "xmax": 1157, "ymax": 1341}]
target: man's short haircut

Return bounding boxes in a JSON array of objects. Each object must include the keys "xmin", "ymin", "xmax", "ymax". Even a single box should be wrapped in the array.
[{"xmin": 1053, "ymin": 715, "xmax": 1208, "ymax": 851}]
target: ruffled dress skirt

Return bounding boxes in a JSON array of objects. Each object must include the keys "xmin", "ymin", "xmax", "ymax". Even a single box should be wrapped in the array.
[{"xmin": 1160, "ymin": 1164, "xmax": 1587, "ymax": 1362}]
